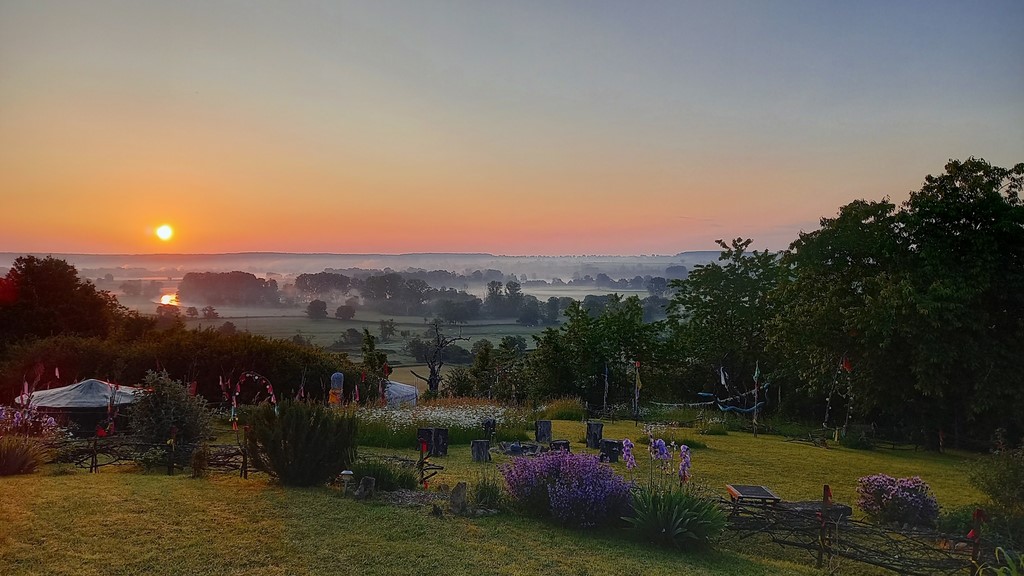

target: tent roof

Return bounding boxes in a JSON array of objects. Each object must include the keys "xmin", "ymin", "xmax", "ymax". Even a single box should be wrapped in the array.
[
  {"xmin": 18, "ymin": 379, "xmax": 143, "ymax": 409},
  {"xmin": 384, "ymin": 380, "xmax": 418, "ymax": 408}
]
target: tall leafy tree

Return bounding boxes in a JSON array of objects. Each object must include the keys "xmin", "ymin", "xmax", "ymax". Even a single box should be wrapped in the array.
[
  {"xmin": 0, "ymin": 255, "xmax": 126, "ymax": 347},
  {"xmin": 666, "ymin": 238, "xmax": 782, "ymax": 397}
]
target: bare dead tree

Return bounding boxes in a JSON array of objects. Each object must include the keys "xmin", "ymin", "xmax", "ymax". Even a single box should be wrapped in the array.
[{"xmin": 411, "ymin": 320, "xmax": 468, "ymax": 394}]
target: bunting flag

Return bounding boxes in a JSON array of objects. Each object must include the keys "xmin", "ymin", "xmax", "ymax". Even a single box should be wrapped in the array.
[
  {"xmin": 719, "ymin": 366, "xmax": 728, "ymax": 389},
  {"xmin": 55, "ymin": 367, "xmax": 60, "ymax": 380}
]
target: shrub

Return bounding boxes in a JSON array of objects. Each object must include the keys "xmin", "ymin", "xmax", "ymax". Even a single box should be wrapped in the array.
[
  {"xmin": 190, "ymin": 444, "xmax": 210, "ymax": 478},
  {"xmin": 245, "ymin": 400, "xmax": 358, "ymax": 487},
  {"xmin": 856, "ymin": 474, "xmax": 940, "ymax": 527},
  {"xmin": 624, "ymin": 484, "xmax": 726, "ymax": 549},
  {"xmin": 500, "ymin": 450, "xmax": 631, "ymax": 528},
  {"xmin": 541, "ymin": 397, "xmax": 586, "ymax": 421},
  {"xmin": 970, "ymin": 446, "xmax": 1024, "ymax": 521},
  {"xmin": 130, "ymin": 371, "xmax": 213, "ymax": 447},
  {"xmin": 0, "ymin": 435, "xmax": 50, "ymax": 476},
  {"xmin": 350, "ymin": 459, "xmax": 417, "ymax": 491},
  {"xmin": 472, "ymin": 471, "xmax": 504, "ymax": 510}
]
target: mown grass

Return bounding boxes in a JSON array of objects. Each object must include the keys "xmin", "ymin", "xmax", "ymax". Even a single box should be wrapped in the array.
[
  {"xmin": 1, "ymin": 420, "xmax": 984, "ymax": 576},
  {"xmin": 1, "ymin": 468, "xmax": 815, "ymax": 576}
]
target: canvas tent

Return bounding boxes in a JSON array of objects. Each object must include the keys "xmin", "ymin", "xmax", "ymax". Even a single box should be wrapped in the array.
[
  {"xmin": 16, "ymin": 379, "xmax": 142, "ymax": 409},
  {"xmin": 15, "ymin": 379, "xmax": 143, "ymax": 435},
  {"xmin": 384, "ymin": 380, "xmax": 418, "ymax": 408}
]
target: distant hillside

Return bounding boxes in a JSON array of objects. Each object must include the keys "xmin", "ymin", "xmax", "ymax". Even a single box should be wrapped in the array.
[{"xmin": 0, "ymin": 251, "xmax": 724, "ymax": 282}]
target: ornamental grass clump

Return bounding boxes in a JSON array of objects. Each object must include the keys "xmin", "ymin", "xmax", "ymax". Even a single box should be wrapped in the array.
[
  {"xmin": 500, "ymin": 450, "xmax": 631, "ymax": 528},
  {"xmin": 856, "ymin": 473, "xmax": 940, "ymax": 528},
  {"xmin": 623, "ymin": 433, "xmax": 725, "ymax": 549},
  {"xmin": 246, "ymin": 400, "xmax": 358, "ymax": 487},
  {"xmin": 0, "ymin": 435, "xmax": 51, "ymax": 476},
  {"xmin": 624, "ymin": 484, "xmax": 726, "ymax": 550}
]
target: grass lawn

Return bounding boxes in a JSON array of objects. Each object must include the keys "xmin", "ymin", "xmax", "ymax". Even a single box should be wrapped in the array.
[
  {"xmin": 0, "ymin": 421, "xmax": 984, "ymax": 576},
  {"xmin": 1, "ymin": 470, "xmax": 815, "ymax": 576}
]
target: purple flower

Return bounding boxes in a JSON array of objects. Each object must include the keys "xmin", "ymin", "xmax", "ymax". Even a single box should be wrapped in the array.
[
  {"xmin": 856, "ymin": 473, "xmax": 939, "ymax": 527},
  {"xmin": 678, "ymin": 445, "xmax": 691, "ymax": 484},
  {"xmin": 500, "ymin": 450, "xmax": 632, "ymax": 528},
  {"xmin": 622, "ymin": 438, "xmax": 636, "ymax": 471}
]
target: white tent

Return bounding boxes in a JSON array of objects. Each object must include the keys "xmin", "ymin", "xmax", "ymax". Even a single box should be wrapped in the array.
[
  {"xmin": 384, "ymin": 380, "xmax": 418, "ymax": 408},
  {"xmin": 16, "ymin": 379, "xmax": 143, "ymax": 409}
]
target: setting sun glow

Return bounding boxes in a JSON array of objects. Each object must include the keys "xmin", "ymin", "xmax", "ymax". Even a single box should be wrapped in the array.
[{"xmin": 156, "ymin": 225, "xmax": 173, "ymax": 241}]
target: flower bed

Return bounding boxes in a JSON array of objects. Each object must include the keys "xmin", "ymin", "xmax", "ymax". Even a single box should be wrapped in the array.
[{"xmin": 354, "ymin": 400, "xmax": 531, "ymax": 448}]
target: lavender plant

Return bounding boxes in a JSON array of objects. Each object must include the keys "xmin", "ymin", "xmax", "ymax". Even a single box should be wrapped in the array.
[
  {"xmin": 500, "ymin": 450, "xmax": 631, "ymax": 528},
  {"xmin": 856, "ymin": 474, "xmax": 940, "ymax": 527}
]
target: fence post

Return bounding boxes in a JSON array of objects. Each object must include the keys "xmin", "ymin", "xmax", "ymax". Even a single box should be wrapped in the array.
[
  {"xmin": 970, "ymin": 508, "xmax": 984, "ymax": 576},
  {"xmin": 166, "ymin": 426, "xmax": 178, "ymax": 476},
  {"xmin": 240, "ymin": 427, "xmax": 249, "ymax": 480},
  {"xmin": 817, "ymin": 484, "xmax": 833, "ymax": 568}
]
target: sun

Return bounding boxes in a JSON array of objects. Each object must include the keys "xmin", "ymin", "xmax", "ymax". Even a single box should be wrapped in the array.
[{"xmin": 156, "ymin": 225, "xmax": 173, "ymax": 241}]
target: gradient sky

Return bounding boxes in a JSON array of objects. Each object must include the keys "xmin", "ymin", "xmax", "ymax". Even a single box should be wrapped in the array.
[{"xmin": 1, "ymin": 1, "xmax": 1022, "ymax": 256}]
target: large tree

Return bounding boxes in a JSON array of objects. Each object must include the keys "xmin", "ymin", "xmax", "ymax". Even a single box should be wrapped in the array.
[
  {"xmin": 666, "ymin": 238, "xmax": 782, "ymax": 396},
  {"xmin": 771, "ymin": 158, "xmax": 1024, "ymax": 444},
  {"xmin": 0, "ymin": 255, "xmax": 126, "ymax": 347}
]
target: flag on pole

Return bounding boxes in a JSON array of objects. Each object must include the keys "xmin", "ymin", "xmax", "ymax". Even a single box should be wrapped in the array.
[
  {"xmin": 603, "ymin": 363, "xmax": 609, "ymax": 412},
  {"xmin": 752, "ymin": 361, "xmax": 760, "ymax": 425},
  {"xmin": 634, "ymin": 361, "xmax": 642, "ymax": 410}
]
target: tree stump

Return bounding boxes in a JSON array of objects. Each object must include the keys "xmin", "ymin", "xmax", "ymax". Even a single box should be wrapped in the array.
[
  {"xmin": 417, "ymin": 427, "xmax": 449, "ymax": 456},
  {"xmin": 550, "ymin": 440, "xmax": 570, "ymax": 452},
  {"xmin": 586, "ymin": 421, "xmax": 604, "ymax": 449},
  {"xmin": 600, "ymin": 439, "xmax": 622, "ymax": 463},
  {"xmin": 417, "ymin": 428, "xmax": 433, "ymax": 452},
  {"xmin": 471, "ymin": 439, "xmax": 491, "ymax": 462},
  {"xmin": 353, "ymin": 476, "xmax": 376, "ymax": 500},
  {"xmin": 433, "ymin": 428, "xmax": 449, "ymax": 456},
  {"xmin": 535, "ymin": 420, "xmax": 552, "ymax": 443}
]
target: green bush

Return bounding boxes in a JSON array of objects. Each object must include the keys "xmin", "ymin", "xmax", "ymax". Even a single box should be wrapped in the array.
[
  {"xmin": 350, "ymin": 459, "xmax": 416, "ymax": 491},
  {"xmin": 624, "ymin": 484, "xmax": 726, "ymax": 549},
  {"xmin": 0, "ymin": 435, "xmax": 50, "ymax": 476},
  {"xmin": 245, "ymin": 401, "xmax": 358, "ymax": 487},
  {"xmin": 970, "ymin": 446, "xmax": 1024, "ymax": 521},
  {"xmin": 130, "ymin": 371, "xmax": 213, "ymax": 447},
  {"xmin": 542, "ymin": 397, "xmax": 587, "ymax": 421}
]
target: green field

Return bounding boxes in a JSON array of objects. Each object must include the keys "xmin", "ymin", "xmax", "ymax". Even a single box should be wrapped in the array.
[{"xmin": 0, "ymin": 421, "xmax": 985, "ymax": 576}]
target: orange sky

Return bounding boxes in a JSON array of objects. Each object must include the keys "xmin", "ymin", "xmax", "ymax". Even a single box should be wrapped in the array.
[{"xmin": 1, "ymin": 2, "xmax": 1021, "ymax": 256}]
